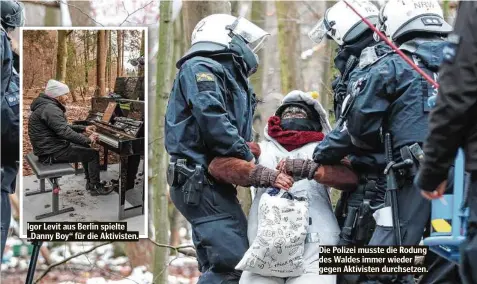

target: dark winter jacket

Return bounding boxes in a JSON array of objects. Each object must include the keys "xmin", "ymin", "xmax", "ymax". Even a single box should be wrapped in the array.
[
  {"xmin": 165, "ymin": 53, "xmax": 256, "ymax": 167},
  {"xmin": 416, "ymin": 1, "xmax": 477, "ymax": 192},
  {"xmin": 1, "ymin": 30, "xmax": 19, "ymax": 167},
  {"xmin": 345, "ymin": 38, "xmax": 447, "ymax": 162},
  {"xmin": 28, "ymin": 94, "xmax": 90, "ymax": 158},
  {"xmin": 314, "ymin": 32, "xmax": 385, "ymax": 174}
]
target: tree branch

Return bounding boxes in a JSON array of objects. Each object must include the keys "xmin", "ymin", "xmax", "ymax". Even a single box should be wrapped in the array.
[
  {"xmin": 148, "ymin": 238, "xmax": 197, "ymax": 258},
  {"xmin": 56, "ymin": 0, "xmax": 105, "ymax": 27},
  {"xmin": 119, "ymin": 0, "xmax": 155, "ymax": 27},
  {"xmin": 301, "ymin": 1, "xmax": 322, "ymax": 19},
  {"xmin": 34, "ymin": 241, "xmax": 112, "ymax": 283}
]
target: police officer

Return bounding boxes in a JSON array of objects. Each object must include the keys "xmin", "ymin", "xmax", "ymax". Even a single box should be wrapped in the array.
[
  {"xmin": 308, "ymin": 0, "xmax": 386, "ymax": 252},
  {"xmin": 415, "ymin": 1, "xmax": 477, "ymax": 283},
  {"xmin": 343, "ymin": 0, "xmax": 451, "ymax": 282},
  {"xmin": 165, "ymin": 14, "xmax": 293, "ymax": 283},
  {"xmin": 1, "ymin": 0, "xmax": 24, "ymax": 259}
]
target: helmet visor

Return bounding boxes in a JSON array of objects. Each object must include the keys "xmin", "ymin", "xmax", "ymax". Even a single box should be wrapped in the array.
[
  {"xmin": 308, "ymin": 18, "xmax": 328, "ymax": 44},
  {"xmin": 229, "ymin": 17, "xmax": 270, "ymax": 53}
]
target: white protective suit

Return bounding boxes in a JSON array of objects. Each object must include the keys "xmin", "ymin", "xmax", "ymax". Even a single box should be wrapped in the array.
[{"xmin": 240, "ymin": 91, "xmax": 340, "ymax": 284}]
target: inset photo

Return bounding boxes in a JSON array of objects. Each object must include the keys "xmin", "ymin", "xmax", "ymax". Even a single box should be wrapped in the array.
[{"xmin": 19, "ymin": 27, "xmax": 148, "ymax": 237}]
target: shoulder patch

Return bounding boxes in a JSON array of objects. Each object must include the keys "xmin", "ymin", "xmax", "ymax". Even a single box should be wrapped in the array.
[
  {"xmin": 5, "ymin": 93, "xmax": 19, "ymax": 107},
  {"xmin": 350, "ymin": 76, "xmax": 368, "ymax": 97},
  {"xmin": 359, "ymin": 46, "xmax": 390, "ymax": 69},
  {"xmin": 195, "ymin": 72, "xmax": 215, "ymax": 82},
  {"xmin": 442, "ymin": 34, "xmax": 461, "ymax": 64}
]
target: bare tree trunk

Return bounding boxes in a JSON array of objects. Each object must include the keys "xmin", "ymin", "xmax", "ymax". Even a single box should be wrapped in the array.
[
  {"xmin": 182, "ymin": 1, "xmax": 231, "ymax": 48},
  {"xmin": 117, "ymin": 30, "xmax": 123, "ymax": 77},
  {"xmin": 231, "ymin": 1, "xmax": 239, "ymax": 16},
  {"xmin": 104, "ymin": 31, "xmax": 110, "ymax": 92},
  {"xmin": 121, "ymin": 31, "xmax": 125, "ymax": 76},
  {"xmin": 83, "ymin": 30, "xmax": 90, "ymax": 98},
  {"xmin": 106, "ymin": 31, "xmax": 111, "ymax": 91},
  {"xmin": 250, "ymin": 0, "xmax": 266, "ymax": 100},
  {"xmin": 68, "ymin": 33, "xmax": 78, "ymax": 102},
  {"xmin": 139, "ymin": 30, "xmax": 145, "ymax": 77},
  {"xmin": 168, "ymin": 16, "xmax": 184, "ymax": 247},
  {"xmin": 320, "ymin": 1, "xmax": 336, "ymax": 114},
  {"xmin": 275, "ymin": 1, "xmax": 303, "ymax": 94},
  {"xmin": 55, "ymin": 30, "xmax": 68, "ymax": 82},
  {"xmin": 169, "ymin": 205, "xmax": 181, "ymax": 248},
  {"xmin": 96, "ymin": 30, "xmax": 107, "ymax": 97},
  {"xmin": 443, "ymin": 0, "xmax": 450, "ymax": 21},
  {"xmin": 69, "ymin": 1, "xmax": 96, "ymax": 26},
  {"xmin": 152, "ymin": 1, "xmax": 174, "ymax": 282},
  {"xmin": 44, "ymin": 6, "xmax": 59, "ymax": 26}
]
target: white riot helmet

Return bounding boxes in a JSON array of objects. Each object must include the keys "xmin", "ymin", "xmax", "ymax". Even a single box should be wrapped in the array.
[
  {"xmin": 308, "ymin": 0, "xmax": 379, "ymax": 46},
  {"xmin": 1, "ymin": 0, "xmax": 25, "ymax": 31},
  {"xmin": 378, "ymin": 0, "xmax": 452, "ymax": 41},
  {"xmin": 183, "ymin": 14, "xmax": 270, "ymax": 76}
]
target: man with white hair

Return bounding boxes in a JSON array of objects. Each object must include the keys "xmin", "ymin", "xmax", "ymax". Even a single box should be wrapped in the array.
[{"xmin": 28, "ymin": 80, "xmax": 111, "ymax": 196}]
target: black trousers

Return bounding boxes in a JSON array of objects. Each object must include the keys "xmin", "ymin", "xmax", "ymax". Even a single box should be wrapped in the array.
[
  {"xmin": 460, "ymin": 172, "xmax": 477, "ymax": 284},
  {"xmin": 53, "ymin": 144, "xmax": 100, "ymax": 184},
  {"xmin": 170, "ymin": 182, "xmax": 248, "ymax": 284}
]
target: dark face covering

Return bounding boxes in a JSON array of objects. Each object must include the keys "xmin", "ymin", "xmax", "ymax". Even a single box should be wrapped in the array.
[
  {"xmin": 334, "ymin": 30, "xmax": 376, "ymax": 75},
  {"xmin": 280, "ymin": 118, "xmax": 322, "ymax": 132},
  {"xmin": 278, "ymin": 105, "xmax": 322, "ymax": 132}
]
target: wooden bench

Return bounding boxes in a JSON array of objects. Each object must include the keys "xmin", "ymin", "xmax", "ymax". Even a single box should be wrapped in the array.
[{"xmin": 25, "ymin": 153, "xmax": 75, "ymax": 220}]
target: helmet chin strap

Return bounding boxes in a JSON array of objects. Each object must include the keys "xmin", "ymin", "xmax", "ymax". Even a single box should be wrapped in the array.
[
  {"xmin": 228, "ymin": 35, "xmax": 259, "ymax": 77},
  {"xmin": 343, "ymin": 0, "xmax": 439, "ymax": 89}
]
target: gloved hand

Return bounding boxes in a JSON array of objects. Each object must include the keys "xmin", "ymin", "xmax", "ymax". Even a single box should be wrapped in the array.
[
  {"xmin": 246, "ymin": 142, "xmax": 261, "ymax": 160},
  {"xmin": 249, "ymin": 164, "xmax": 293, "ymax": 190},
  {"xmin": 208, "ymin": 157, "xmax": 294, "ymax": 190},
  {"xmin": 276, "ymin": 158, "xmax": 319, "ymax": 180}
]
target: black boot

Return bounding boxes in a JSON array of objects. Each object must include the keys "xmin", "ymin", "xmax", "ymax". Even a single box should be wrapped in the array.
[
  {"xmin": 88, "ymin": 181, "xmax": 114, "ymax": 196},
  {"xmin": 85, "ymin": 179, "xmax": 90, "ymax": 191}
]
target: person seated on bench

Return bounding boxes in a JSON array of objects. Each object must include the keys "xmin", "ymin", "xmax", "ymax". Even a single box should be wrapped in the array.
[{"xmin": 28, "ymin": 79, "xmax": 111, "ymax": 196}]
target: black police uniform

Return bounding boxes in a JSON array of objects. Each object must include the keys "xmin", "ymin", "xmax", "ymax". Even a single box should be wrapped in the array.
[
  {"xmin": 1, "ymin": 28, "xmax": 19, "ymax": 260},
  {"xmin": 415, "ymin": 2, "xmax": 477, "ymax": 283},
  {"xmin": 165, "ymin": 49, "xmax": 256, "ymax": 283},
  {"xmin": 345, "ymin": 38, "xmax": 447, "ymax": 283},
  {"xmin": 313, "ymin": 32, "xmax": 386, "ymax": 248}
]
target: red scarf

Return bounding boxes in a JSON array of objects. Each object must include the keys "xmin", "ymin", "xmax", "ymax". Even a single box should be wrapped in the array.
[{"xmin": 267, "ymin": 116, "xmax": 325, "ymax": 151}]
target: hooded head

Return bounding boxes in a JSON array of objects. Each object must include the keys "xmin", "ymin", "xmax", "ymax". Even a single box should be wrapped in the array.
[
  {"xmin": 275, "ymin": 90, "xmax": 332, "ymax": 134},
  {"xmin": 44, "ymin": 79, "xmax": 70, "ymax": 105},
  {"xmin": 266, "ymin": 91, "xmax": 331, "ymax": 152}
]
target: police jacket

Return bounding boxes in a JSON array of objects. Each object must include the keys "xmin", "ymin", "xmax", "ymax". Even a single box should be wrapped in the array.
[
  {"xmin": 345, "ymin": 39, "xmax": 447, "ymax": 162},
  {"xmin": 28, "ymin": 94, "xmax": 90, "ymax": 157},
  {"xmin": 314, "ymin": 33, "xmax": 386, "ymax": 174},
  {"xmin": 416, "ymin": 2, "xmax": 477, "ymax": 191},
  {"xmin": 1, "ymin": 30, "xmax": 19, "ymax": 167},
  {"xmin": 165, "ymin": 53, "xmax": 256, "ymax": 167}
]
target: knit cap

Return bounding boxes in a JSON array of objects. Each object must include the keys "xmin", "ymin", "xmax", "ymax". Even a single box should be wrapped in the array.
[{"xmin": 45, "ymin": 79, "xmax": 69, "ymax": 98}]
